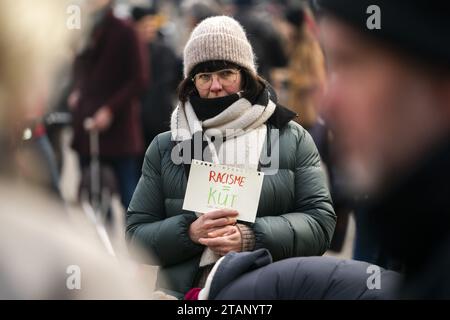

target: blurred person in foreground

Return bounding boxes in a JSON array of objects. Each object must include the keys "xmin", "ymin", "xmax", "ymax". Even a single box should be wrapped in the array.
[
  {"xmin": 318, "ymin": 0, "xmax": 450, "ymax": 298},
  {"xmin": 0, "ymin": 0, "xmax": 162, "ymax": 299},
  {"xmin": 69, "ymin": 0, "xmax": 148, "ymax": 209}
]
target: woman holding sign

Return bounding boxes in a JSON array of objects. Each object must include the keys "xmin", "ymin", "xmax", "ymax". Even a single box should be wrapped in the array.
[{"xmin": 127, "ymin": 15, "xmax": 336, "ymax": 298}]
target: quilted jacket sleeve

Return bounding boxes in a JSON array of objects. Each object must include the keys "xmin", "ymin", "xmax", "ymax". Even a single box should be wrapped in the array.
[
  {"xmin": 126, "ymin": 135, "xmax": 203, "ymax": 267},
  {"xmin": 253, "ymin": 125, "xmax": 336, "ymax": 261}
]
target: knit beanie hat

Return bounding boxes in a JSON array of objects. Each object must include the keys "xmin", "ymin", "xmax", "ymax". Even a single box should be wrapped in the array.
[
  {"xmin": 317, "ymin": 0, "xmax": 450, "ymax": 69},
  {"xmin": 183, "ymin": 15, "xmax": 257, "ymax": 78}
]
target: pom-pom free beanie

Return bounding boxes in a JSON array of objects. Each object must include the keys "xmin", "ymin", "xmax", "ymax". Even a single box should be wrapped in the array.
[{"xmin": 183, "ymin": 15, "xmax": 257, "ymax": 77}]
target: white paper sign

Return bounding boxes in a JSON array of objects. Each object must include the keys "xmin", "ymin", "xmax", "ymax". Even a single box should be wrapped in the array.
[{"xmin": 182, "ymin": 160, "xmax": 264, "ymax": 223}]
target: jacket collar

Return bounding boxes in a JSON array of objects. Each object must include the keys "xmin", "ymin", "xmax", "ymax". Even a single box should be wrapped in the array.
[{"xmin": 267, "ymin": 103, "xmax": 297, "ymax": 129}]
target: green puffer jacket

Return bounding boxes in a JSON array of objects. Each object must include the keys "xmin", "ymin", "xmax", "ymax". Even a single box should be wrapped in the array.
[{"xmin": 126, "ymin": 121, "xmax": 336, "ymax": 298}]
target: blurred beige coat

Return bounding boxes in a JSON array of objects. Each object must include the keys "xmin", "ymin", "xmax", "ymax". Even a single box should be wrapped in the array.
[{"xmin": 287, "ymin": 21, "xmax": 326, "ymax": 128}]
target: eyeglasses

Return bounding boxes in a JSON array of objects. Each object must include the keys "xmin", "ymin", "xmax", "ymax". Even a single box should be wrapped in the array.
[{"xmin": 192, "ymin": 69, "xmax": 240, "ymax": 89}]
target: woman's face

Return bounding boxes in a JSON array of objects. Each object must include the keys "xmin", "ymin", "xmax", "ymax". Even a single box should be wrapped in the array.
[{"xmin": 194, "ymin": 68, "xmax": 242, "ymax": 98}]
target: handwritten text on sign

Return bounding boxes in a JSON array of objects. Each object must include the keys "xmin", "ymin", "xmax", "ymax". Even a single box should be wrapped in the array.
[{"xmin": 183, "ymin": 160, "xmax": 264, "ymax": 223}]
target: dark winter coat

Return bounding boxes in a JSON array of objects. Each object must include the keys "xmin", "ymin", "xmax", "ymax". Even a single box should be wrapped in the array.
[
  {"xmin": 369, "ymin": 138, "xmax": 450, "ymax": 299},
  {"xmin": 140, "ymin": 40, "xmax": 179, "ymax": 148},
  {"xmin": 208, "ymin": 249, "xmax": 401, "ymax": 300}
]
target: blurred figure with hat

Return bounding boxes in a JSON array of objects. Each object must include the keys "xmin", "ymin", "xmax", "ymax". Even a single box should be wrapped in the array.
[
  {"xmin": 318, "ymin": 0, "xmax": 450, "ymax": 298},
  {"xmin": 131, "ymin": 5, "xmax": 181, "ymax": 150}
]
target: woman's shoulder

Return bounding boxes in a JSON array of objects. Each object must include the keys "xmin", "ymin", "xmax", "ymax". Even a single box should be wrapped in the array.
[
  {"xmin": 144, "ymin": 131, "xmax": 174, "ymax": 156},
  {"xmin": 273, "ymin": 120, "xmax": 308, "ymax": 143},
  {"xmin": 155, "ymin": 131, "xmax": 173, "ymax": 147},
  {"xmin": 274, "ymin": 121, "xmax": 320, "ymax": 164},
  {"xmin": 285, "ymin": 120, "xmax": 306, "ymax": 134}
]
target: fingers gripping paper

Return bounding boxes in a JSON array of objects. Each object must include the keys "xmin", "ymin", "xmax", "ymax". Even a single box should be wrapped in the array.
[{"xmin": 182, "ymin": 160, "xmax": 264, "ymax": 223}]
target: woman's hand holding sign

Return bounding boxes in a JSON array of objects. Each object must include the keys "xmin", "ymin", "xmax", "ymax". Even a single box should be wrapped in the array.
[
  {"xmin": 199, "ymin": 225, "xmax": 242, "ymax": 256},
  {"xmin": 189, "ymin": 209, "xmax": 238, "ymax": 244}
]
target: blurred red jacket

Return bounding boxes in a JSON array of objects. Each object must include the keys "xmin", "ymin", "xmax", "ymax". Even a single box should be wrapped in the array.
[{"xmin": 71, "ymin": 10, "xmax": 148, "ymax": 157}]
